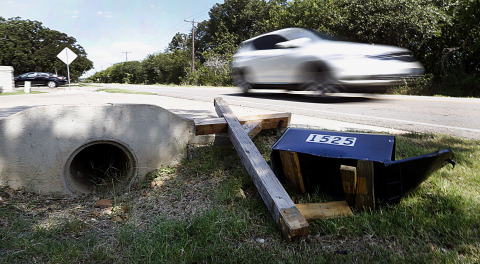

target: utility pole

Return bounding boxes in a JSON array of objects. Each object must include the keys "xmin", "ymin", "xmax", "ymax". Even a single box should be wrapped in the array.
[
  {"xmin": 184, "ymin": 19, "xmax": 199, "ymax": 73},
  {"xmin": 122, "ymin": 51, "xmax": 132, "ymax": 62}
]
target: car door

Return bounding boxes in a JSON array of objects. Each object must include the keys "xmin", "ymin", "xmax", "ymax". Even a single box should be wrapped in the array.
[
  {"xmin": 249, "ymin": 35, "xmax": 292, "ymax": 84},
  {"xmin": 33, "ymin": 73, "xmax": 49, "ymax": 86},
  {"xmin": 19, "ymin": 72, "xmax": 36, "ymax": 86}
]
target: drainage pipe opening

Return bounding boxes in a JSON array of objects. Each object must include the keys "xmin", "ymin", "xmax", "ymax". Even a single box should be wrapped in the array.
[{"xmin": 65, "ymin": 141, "xmax": 136, "ymax": 194}]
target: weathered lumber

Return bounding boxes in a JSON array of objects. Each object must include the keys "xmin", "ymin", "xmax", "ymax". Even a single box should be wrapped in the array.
[
  {"xmin": 296, "ymin": 201, "xmax": 353, "ymax": 221},
  {"xmin": 355, "ymin": 160, "xmax": 375, "ymax": 211},
  {"xmin": 340, "ymin": 165, "xmax": 357, "ymax": 205},
  {"xmin": 279, "ymin": 150, "xmax": 306, "ymax": 193},
  {"xmin": 214, "ymin": 97, "xmax": 308, "ymax": 241},
  {"xmin": 242, "ymin": 120, "xmax": 263, "ymax": 139},
  {"xmin": 194, "ymin": 112, "xmax": 291, "ymax": 135}
]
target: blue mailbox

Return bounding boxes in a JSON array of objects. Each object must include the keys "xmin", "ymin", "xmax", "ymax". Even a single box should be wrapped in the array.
[{"xmin": 271, "ymin": 128, "xmax": 455, "ymax": 204}]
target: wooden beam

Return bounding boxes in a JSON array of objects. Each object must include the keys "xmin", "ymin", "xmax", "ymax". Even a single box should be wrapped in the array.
[
  {"xmin": 355, "ymin": 160, "xmax": 375, "ymax": 211},
  {"xmin": 296, "ymin": 201, "xmax": 353, "ymax": 222},
  {"xmin": 340, "ymin": 165, "xmax": 357, "ymax": 206},
  {"xmin": 214, "ymin": 97, "xmax": 308, "ymax": 242},
  {"xmin": 194, "ymin": 112, "xmax": 291, "ymax": 135},
  {"xmin": 279, "ymin": 151, "xmax": 305, "ymax": 193},
  {"xmin": 242, "ymin": 120, "xmax": 263, "ymax": 139}
]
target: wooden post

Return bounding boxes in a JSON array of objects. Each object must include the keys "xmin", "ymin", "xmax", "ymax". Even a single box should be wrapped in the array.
[
  {"xmin": 355, "ymin": 160, "xmax": 375, "ymax": 211},
  {"xmin": 214, "ymin": 98, "xmax": 308, "ymax": 241},
  {"xmin": 242, "ymin": 120, "xmax": 263, "ymax": 139},
  {"xmin": 194, "ymin": 113, "xmax": 291, "ymax": 135},
  {"xmin": 340, "ymin": 165, "xmax": 357, "ymax": 206},
  {"xmin": 296, "ymin": 201, "xmax": 353, "ymax": 221},
  {"xmin": 279, "ymin": 151, "xmax": 306, "ymax": 193}
]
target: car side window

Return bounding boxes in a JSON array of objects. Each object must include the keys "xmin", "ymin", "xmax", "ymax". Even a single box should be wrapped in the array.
[
  {"xmin": 236, "ymin": 41, "xmax": 253, "ymax": 53},
  {"xmin": 252, "ymin": 35, "xmax": 288, "ymax": 50}
]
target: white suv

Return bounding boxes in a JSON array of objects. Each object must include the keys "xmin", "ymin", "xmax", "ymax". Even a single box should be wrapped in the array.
[{"xmin": 231, "ymin": 28, "xmax": 424, "ymax": 94}]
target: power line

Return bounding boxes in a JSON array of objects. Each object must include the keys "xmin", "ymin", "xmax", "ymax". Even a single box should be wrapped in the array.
[
  {"xmin": 110, "ymin": 9, "xmax": 212, "ymax": 64},
  {"xmin": 149, "ymin": 22, "xmax": 191, "ymax": 49},
  {"xmin": 184, "ymin": 7, "xmax": 211, "ymax": 20},
  {"xmin": 148, "ymin": 8, "xmax": 211, "ymax": 51}
]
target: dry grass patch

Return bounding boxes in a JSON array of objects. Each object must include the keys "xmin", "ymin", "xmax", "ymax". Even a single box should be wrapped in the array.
[{"xmin": 1, "ymin": 131, "xmax": 479, "ymax": 263}]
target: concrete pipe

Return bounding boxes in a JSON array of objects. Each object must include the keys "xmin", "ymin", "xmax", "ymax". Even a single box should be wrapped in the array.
[
  {"xmin": 0, "ymin": 104, "xmax": 196, "ymax": 195},
  {"xmin": 64, "ymin": 140, "xmax": 137, "ymax": 194}
]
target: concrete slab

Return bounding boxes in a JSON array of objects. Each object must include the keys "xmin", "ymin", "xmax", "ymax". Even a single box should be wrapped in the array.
[
  {"xmin": 0, "ymin": 88, "xmax": 404, "ymax": 134},
  {"xmin": 0, "ymin": 104, "xmax": 195, "ymax": 195},
  {"xmin": 0, "ymin": 66, "xmax": 14, "ymax": 93}
]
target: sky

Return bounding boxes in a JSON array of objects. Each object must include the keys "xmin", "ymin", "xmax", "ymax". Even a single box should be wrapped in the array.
[{"xmin": 0, "ymin": 0, "xmax": 225, "ymax": 77}]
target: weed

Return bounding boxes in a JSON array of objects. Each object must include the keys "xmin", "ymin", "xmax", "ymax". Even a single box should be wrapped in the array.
[
  {"xmin": 0, "ymin": 90, "xmax": 45, "ymax": 96},
  {"xmin": 1, "ymin": 131, "xmax": 479, "ymax": 263}
]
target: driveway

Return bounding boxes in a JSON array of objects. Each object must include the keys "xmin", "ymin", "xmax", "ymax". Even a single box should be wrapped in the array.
[{"xmin": 0, "ymin": 85, "xmax": 405, "ymax": 135}]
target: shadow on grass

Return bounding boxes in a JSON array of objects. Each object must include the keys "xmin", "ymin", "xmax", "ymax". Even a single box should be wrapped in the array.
[{"xmin": 1, "ymin": 131, "xmax": 479, "ymax": 263}]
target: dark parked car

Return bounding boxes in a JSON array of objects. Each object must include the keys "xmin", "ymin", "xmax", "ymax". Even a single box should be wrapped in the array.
[{"xmin": 14, "ymin": 72, "xmax": 68, "ymax": 88}]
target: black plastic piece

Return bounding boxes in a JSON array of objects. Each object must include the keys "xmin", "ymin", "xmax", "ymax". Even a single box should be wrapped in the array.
[{"xmin": 271, "ymin": 128, "xmax": 454, "ymax": 204}]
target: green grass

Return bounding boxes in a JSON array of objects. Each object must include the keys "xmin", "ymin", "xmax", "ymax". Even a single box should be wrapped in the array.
[
  {"xmin": 0, "ymin": 90, "xmax": 45, "ymax": 96},
  {"xmin": 76, "ymin": 83, "xmax": 104, "ymax": 88},
  {"xmin": 97, "ymin": 88, "xmax": 157, "ymax": 95},
  {"xmin": 1, "ymin": 131, "xmax": 479, "ymax": 263},
  {"xmin": 386, "ymin": 74, "xmax": 480, "ymax": 98}
]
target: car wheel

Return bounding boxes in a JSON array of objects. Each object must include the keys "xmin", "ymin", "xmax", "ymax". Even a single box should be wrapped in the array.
[
  {"xmin": 234, "ymin": 72, "xmax": 252, "ymax": 94},
  {"xmin": 301, "ymin": 71, "xmax": 341, "ymax": 95},
  {"xmin": 47, "ymin": 81, "xmax": 57, "ymax": 88}
]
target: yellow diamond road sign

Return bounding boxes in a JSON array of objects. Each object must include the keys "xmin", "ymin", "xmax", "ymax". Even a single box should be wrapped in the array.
[{"xmin": 57, "ymin": 47, "xmax": 78, "ymax": 65}]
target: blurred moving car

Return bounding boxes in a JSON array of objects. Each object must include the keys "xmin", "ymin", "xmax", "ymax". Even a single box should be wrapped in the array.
[
  {"xmin": 231, "ymin": 28, "xmax": 424, "ymax": 94},
  {"xmin": 14, "ymin": 72, "xmax": 68, "ymax": 88}
]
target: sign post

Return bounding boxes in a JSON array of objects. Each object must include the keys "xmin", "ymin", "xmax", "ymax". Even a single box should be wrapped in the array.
[{"xmin": 57, "ymin": 47, "xmax": 78, "ymax": 90}]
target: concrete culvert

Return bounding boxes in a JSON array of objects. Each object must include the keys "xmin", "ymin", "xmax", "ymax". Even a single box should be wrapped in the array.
[
  {"xmin": 65, "ymin": 141, "xmax": 136, "ymax": 194},
  {"xmin": 0, "ymin": 104, "xmax": 198, "ymax": 195}
]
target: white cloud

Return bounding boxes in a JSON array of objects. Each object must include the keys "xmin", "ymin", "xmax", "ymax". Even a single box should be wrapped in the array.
[
  {"xmin": 64, "ymin": 10, "xmax": 80, "ymax": 19},
  {"xmin": 4, "ymin": 0, "xmax": 27, "ymax": 7},
  {"xmin": 97, "ymin": 11, "xmax": 114, "ymax": 18}
]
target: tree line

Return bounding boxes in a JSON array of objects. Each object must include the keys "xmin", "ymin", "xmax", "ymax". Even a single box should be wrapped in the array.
[
  {"xmin": 0, "ymin": 17, "xmax": 93, "ymax": 79},
  {"xmin": 93, "ymin": 0, "xmax": 477, "ymax": 96}
]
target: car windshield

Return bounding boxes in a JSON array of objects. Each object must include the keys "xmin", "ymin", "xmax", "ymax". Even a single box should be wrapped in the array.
[
  {"xmin": 280, "ymin": 28, "xmax": 337, "ymax": 42},
  {"xmin": 21, "ymin": 73, "xmax": 36, "ymax": 77},
  {"xmin": 237, "ymin": 28, "xmax": 343, "ymax": 53}
]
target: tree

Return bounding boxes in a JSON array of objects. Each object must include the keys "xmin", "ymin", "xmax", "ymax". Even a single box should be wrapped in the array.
[
  {"xmin": 266, "ymin": 0, "xmax": 479, "ymax": 95},
  {"xmin": 167, "ymin": 33, "xmax": 190, "ymax": 53},
  {"xmin": 440, "ymin": 0, "xmax": 480, "ymax": 74},
  {"xmin": 91, "ymin": 0, "xmax": 480, "ymax": 95},
  {"xmin": 265, "ymin": 0, "xmax": 336, "ymax": 34},
  {"xmin": 196, "ymin": 0, "xmax": 271, "ymax": 58},
  {"xmin": 0, "ymin": 17, "xmax": 93, "ymax": 79},
  {"xmin": 432, "ymin": 0, "xmax": 480, "ymax": 96}
]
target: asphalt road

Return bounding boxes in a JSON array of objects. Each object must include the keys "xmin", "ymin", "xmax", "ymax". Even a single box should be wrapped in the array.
[
  {"xmin": 1, "ymin": 84, "xmax": 479, "ymax": 140},
  {"xmin": 99, "ymin": 83, "xmax": 480, "ymax": 140}
]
